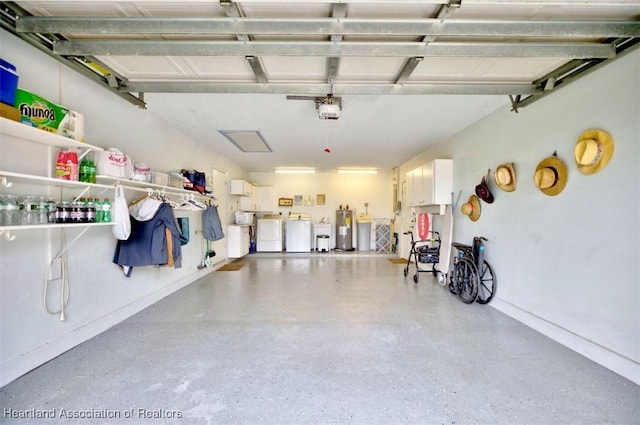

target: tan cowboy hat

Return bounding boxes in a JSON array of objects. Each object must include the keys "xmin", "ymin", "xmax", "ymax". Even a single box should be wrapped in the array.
[
  {"xmin": 534, "ymin": 151, "xmax": 568, "ymax": 196},
  {"xmin": 494, "ymin": 163, "xmax": 516, "ymax": 192},
  {"xmin": 460, "ymin": 195, "xmax": 481, "ymax": 221},
  {"xmin": 574, "ymin": 129, "xmax": 614, "ymax": 175}
]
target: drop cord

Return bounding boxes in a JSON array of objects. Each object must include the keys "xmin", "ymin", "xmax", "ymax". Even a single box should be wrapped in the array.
[{"xmin": 43, "ymin": 231, "xmax": 70, "ymax": 321}]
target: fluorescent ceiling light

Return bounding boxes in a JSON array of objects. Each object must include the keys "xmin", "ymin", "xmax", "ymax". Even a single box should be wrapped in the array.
[
  {"xmin": 337, "ymin": 169, "xmax": 378, "ymax": 174},
  {"xmin": 218, "ymin": 130, "xmax": 271, "ymax": 153},
  {"xmin": 274, "ymin": 169, "xmax": 316, "ymax": 174}
]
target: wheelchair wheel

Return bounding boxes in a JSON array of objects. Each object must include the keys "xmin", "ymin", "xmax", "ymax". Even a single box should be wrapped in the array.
[
  {"xmin": 476, "ymin": 260, "xmax": 496, "ymax": 304},
  {"xmin": 413, "ymin": 273, "xmax": 419, "ymax": 284},
  {"xmin": 448, "ymin": 270, "xmax": 457, "ymax": 294},
  {"xmin": 403, "ymin": 266, "xmax": 408, "ymax": 277},
  {"xmin": 453, "ymin": 257, "xmax": 479, "ymax": 304}
]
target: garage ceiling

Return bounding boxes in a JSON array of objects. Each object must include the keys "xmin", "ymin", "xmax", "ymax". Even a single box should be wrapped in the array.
[{"xmin": 2, "ymin": 1, "xmax": 639, "ymax": 172}]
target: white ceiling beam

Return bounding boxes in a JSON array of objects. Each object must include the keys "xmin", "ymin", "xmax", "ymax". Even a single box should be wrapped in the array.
[
  {"xmin": 18, "ymin": 18, "xmax": 640, "ymax": 38},
  {"xmin": 54, "ymin": 40, "xmax": 615, "ymax": 58},
  {"xmin": 121, "ymin": 81, "xmax": 542, "ymax": 95}
]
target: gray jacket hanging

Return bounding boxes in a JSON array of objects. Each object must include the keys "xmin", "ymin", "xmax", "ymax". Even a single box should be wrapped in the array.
[{"xmin": 203, "ymin": 205, "xmax": 224, "ymax": 241}]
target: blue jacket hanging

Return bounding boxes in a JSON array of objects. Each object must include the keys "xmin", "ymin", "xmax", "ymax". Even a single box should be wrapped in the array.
[
  {"xmin": 203, "ymin": 205, "xmax": 224, "ymax": 241},
  {"xmin": 113, "ymin": 202, "xmax": 182, "ymax": 276}
]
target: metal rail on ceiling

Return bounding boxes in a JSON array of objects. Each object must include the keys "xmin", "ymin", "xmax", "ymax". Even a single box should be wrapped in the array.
[{"xmin": 2, "ymin": 2, "xmax": 639, "ymax": 110}]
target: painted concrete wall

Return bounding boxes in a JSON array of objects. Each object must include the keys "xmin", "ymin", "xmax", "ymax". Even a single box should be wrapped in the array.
[
  {"xmin": 248, "ymin": 172, "xmax": 393, "ymax": 220},
  {"xmin": 400, "ymin": 49, "xmax": 640, "ymax": 383},
  {"xmin": 248, "ymin": 172, "xmax": 395, "ymax": 249},
  {"xmin": 0, "ymin": 30, "xmax": 244, "ymax": 386}
]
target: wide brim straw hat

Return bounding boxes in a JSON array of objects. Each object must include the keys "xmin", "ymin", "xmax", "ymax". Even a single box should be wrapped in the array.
[
  {"xmin": 534, "ymin": 152, "xmax": 568, "ymax": 196},
  {"xmin": 494, "ymin": 163, "xmax": 516, "ymax": 192},
  {"xmin": 574, "ymin": 129, "xmax": 614, "ymax": 175},
  {"xmin": 460, "ymin": 195, "xmax": 481, "ymax": 221}
]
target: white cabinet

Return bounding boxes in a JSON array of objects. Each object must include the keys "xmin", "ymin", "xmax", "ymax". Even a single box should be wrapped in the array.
[
  {"xmin": 254, "ymin": 186, "xmax": 274, "ymax": 212},
  {"xmin": 227, "ymin": 225, "xmax": 251, "ymax": 258},
  {"xmin": 406, "ymin": 159, "xmax": 453, "ymax": 207},
  {"xmin": 238, "ymin": 184, "xmax": 256, "ymax": 211},
  {"xmin": 237, "ymin": 185, "xmax": 274, "ymax": 212},
  {"xmin": 230, "ymin": 179, "xmax": 252, "ymax": 196},
  {"xmin": 406, "ymin": 166, "xmax": 424, "ymax": 207}
]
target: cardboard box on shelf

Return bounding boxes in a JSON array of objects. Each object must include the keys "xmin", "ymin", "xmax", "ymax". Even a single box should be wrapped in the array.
[{"xmin": 0, "ymin": 102, "xmax": 20, "ymax": 121}]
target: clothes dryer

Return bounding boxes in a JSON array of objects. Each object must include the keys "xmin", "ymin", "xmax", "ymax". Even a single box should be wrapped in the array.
[{"xmin": 257, "ymin": 215, "xmax": 284, "ymax": 252}]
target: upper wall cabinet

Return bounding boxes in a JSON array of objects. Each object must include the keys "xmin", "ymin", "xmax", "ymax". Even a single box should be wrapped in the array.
[
  {"xmin": 230, "ymin": 179, "xmax": 252, "ymax": 196},
  {"xmin": 406, "ymin": 159, "xmax": 453, "ymax": 207},
  {"xmin": 254, "ymin": 186, "xmax": 274, "ymax": 212}
]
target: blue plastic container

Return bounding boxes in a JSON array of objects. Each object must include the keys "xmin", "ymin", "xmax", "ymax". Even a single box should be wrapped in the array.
[{"xmin": 0, "ymin": 58, "xmax": 19, "ymax": 106}]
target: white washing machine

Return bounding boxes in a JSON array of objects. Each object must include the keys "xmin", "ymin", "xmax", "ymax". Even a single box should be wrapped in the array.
[
  {"xmin": 286, "ymin": 213, "xmax": 312, "ymax": 252},
  {"xmin": 257, "ymin": 216, "xmax": 284, "ymax": 252}
]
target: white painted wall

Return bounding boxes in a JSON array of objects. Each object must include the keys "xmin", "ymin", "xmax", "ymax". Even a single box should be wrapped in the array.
[
  {"xmin": 0, "ymin": 30, "xmax": 244, "ymax": 386},
  {"xmin": 248, "ymin": 172, "xmax": 394, "ymax": 249},
  {"xmin": 399, "ymin": 49, "xmax": 640, "ymax": 383}
]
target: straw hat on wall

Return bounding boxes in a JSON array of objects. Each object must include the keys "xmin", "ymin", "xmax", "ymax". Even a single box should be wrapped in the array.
[
  {"xmin": 460, "ymin": 195, "xmax": 481, "ymax": 221},
  {"xmin": 534, "ymin": 151, "xmax": 568, "ymax": 196},
  {"xmin": 494, "ymin": 163, "xmax": 516, "ymax": 192},
  {"xmin": 574, "ymin": 129, "xmax": 615, "ymax": 175}
]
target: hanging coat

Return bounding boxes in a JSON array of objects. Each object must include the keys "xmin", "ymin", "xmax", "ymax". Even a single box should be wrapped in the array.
[
  {"xmin": 203, "ymin": 205, "xmax": 224, "ymax": 241},
  {"xmin": 113, "ymin": 202, "xmax": 182, "ymax": 277}
]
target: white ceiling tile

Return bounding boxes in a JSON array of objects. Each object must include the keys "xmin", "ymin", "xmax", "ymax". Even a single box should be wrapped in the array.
[
  {"xmin": 339, "ymin": 58, "xmax": 406, "ymax": 82},
  {"xmin": 99, "ymin": 56, "xmax": 190, "ymax": 79},
  {"xmin": 183, "ymin": 57, "xmax": 256, "ymax": 80},
  {"xmin": 261, "ymin": 57, "xmax": 326, "ymax": 81}
]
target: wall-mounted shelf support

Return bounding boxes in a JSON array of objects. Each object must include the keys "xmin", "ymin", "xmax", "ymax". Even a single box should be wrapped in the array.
[{"xmin": 0, "ymin": 230, "xmax": 16, "ymax": 241}]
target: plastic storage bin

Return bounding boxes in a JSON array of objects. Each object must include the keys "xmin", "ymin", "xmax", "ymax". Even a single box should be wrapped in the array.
[
  {"xmin": 234, "ymin": 211, "xmax": 255, "ymax": 225},
  {"xmin": 0, "ymin": 58, "xmax": 19, "ymax": 106}
]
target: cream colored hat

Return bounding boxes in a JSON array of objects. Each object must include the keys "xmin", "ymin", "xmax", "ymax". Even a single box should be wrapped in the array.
[
  {"xmin": 534, "ymin": 151, "xmax": 568, "ymax": 197},
  {"xmin": 494, "ymin": 163, "xmax": 516, "ymax": 192},
  {"xmin": 574, "ymin": 129, "xmax": 614, "ymax": 175},
  {"xmin": 460, "ymin": 195, "xmax": 481, "ymax": 221}
]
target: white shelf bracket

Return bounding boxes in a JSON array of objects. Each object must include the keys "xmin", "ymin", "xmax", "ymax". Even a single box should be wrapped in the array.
[
  {"xmin": 77, "ymin": 148, "xmax": 92, "ymax": 161},
  {"xmin": 1, "ymin": 230, "xmax": 16, "ymax": 241},
  {"xmin": 72, "ymin": 185, "xmax": 92, "ymax": 201},
  {"xmin": 1, "ymin": 175, "xmax": 13, "ymax": 188},
  {"xmin": 51, "ymin": 226, "xmax": 93, "ymax": 261}
]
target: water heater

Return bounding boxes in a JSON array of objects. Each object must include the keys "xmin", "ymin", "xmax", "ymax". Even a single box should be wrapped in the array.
[{"xmin": 335, "ymin": 209, "xmax": 354, "ymax": 251}]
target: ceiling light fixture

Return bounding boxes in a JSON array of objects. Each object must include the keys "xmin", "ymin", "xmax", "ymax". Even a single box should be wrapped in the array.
[
  {"xmin": 275, "ymin": 169, "xmax": 316, "ymax": 174},
  {"xmin": 338, "ymin": 169, "xmax": 378, "ymax": 174}
]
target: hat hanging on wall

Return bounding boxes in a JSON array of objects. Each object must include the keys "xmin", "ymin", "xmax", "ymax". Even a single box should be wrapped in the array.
[
  {"xmin": 574, "ymin": 129, "xmax": 615, "ymax": 175},
  {"xmin": 460, "ymin": 195, "xmax": 481, "ymax": 221},
  {"xmin": 475, "ymin": 170, "xmax": 494, "ymax": 203},
  {"xmin": 533, "ymin": 151, "xmax": 568, "ymax": 196},
  {"xmin": 494, "ymin": 163, "xmax": 516, "ymax": 192}
]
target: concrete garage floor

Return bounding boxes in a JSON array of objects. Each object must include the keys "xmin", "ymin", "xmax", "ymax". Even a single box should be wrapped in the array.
[{"xmin": 2, "ymin": 255, "xmax": 639, "ymax": 425}]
